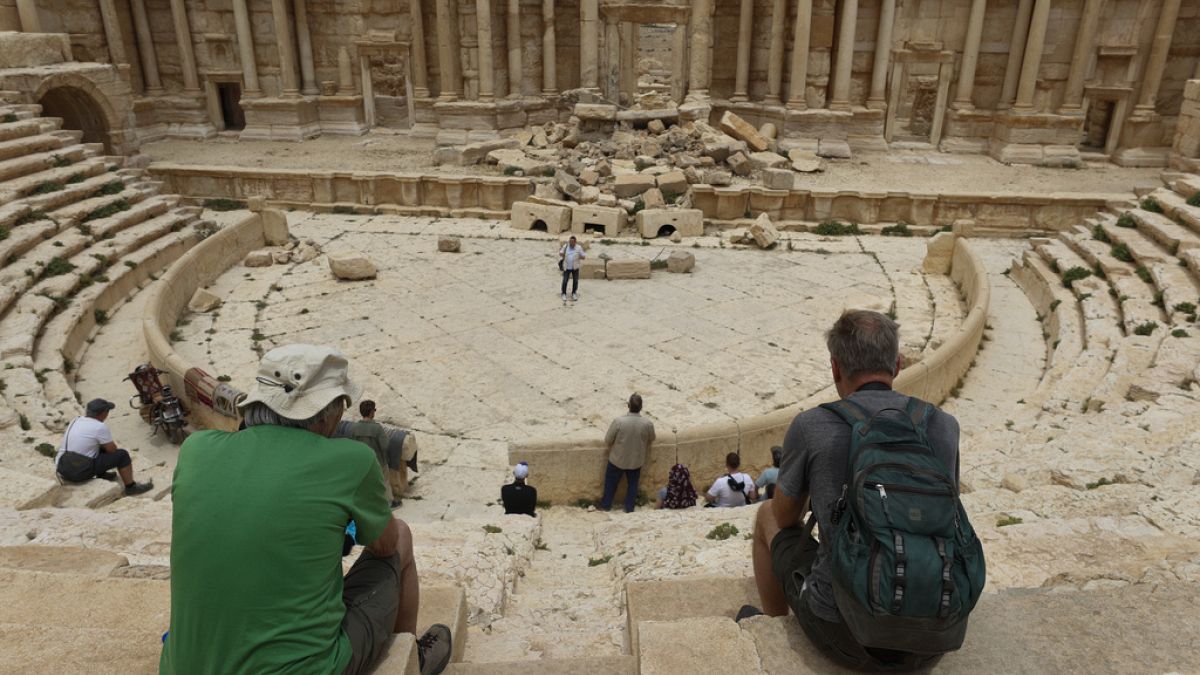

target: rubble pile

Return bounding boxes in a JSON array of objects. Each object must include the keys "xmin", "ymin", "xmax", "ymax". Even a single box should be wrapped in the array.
[{"xmin": 493, "ymin": 108, "xmax": 827, "ymax": 238}]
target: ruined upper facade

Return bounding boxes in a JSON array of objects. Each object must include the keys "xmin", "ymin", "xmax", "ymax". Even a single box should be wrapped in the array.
[{"xmin": 1, "ymin": 0, "xmax": 1197, "ymax": 167}]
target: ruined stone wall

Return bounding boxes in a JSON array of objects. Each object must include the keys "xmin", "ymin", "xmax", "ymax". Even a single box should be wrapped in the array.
[
  {"xmin": 1174, "ymin": 80, "xmax": 1200, "ymax": 171},
  {"xmin": 0, "ymin": 1, "xmax": 20, "ymax": 32}
]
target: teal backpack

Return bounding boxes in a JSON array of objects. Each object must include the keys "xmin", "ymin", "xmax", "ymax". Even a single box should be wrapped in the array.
[{"xmin": 819, "ymin": 397, "xmax": 985, "ymax": 654}]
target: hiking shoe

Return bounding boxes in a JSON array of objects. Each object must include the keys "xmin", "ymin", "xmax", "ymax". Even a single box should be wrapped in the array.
[
  {"xmin": 124, "ymin": 481, "xmax": 154, "ymax": 496},
  {"xmin": 417, "ymin": 624, "xmax": 452, "ymax": 675},
  {"xmin": 97, "ymin": 471, "xmax": 117, "ymax": 482},
  {"xmin": 571, "ymin": 292, "xmax": 579, "ymax": 301},
  {"xmin": 735, "ymin": 604, "xmax": 763, "ymax": 622},
  {"xmin": 560, "ymin": 293, "xmax": 568, "ymax": 301}
]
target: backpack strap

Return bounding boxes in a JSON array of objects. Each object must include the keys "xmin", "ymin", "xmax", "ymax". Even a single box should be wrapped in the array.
[
  {"xmin": 819, "ymin": 398, "xmax": 870, "ymax": 425},
  {"xmin": 904, "ymin": 397, "xmax": 934, "ymax": 444}
]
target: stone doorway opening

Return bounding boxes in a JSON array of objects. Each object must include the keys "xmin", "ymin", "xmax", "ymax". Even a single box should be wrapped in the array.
[
  {"xmin": 38, "ymin": 85, "xmax": 112, "ymax": 153},
  {"xmin": 633, "ymin": 23, "xmax": 675, "ymax": 106},
  {"xmin": 217, "ymin": 83, "xmax": 246, "ymax": 131},
  {"xmin": 1080, "ymin": 100, "xmax": 1115, "ymax": 153}
]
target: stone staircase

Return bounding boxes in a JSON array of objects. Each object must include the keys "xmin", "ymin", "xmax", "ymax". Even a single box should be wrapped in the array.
[{"xmin": 0, "ymin": 99, "xmax": 214, "ymax": 511}]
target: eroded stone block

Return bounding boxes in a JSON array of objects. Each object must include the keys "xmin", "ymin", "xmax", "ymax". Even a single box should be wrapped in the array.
[
  {"xmin": 328, "ymin": 251, "xmax": 378, "ymax": 280},
  {"xmin": 511, "ymin": 201, "xmax": 572, "ymax": 233},
  {"xmin": 637, "ymin": 209, "xmax": 704, "ymax": 238},
  {"xmin": 667, "ymin": 251, "xmax": 695, "ymax": 273},
  {"xmin": 606, "ymin": 259, "xmax": 652, "ymax": 279}
]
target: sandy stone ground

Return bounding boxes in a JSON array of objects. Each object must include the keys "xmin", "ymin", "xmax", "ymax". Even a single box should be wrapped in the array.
[
  {"xmin": 163, "ymin": 212, "xmax": 961, "ymax": 443},
  {"xmin": 140, "ymin": 134, "xmax": 1166, "ymax": 195}
]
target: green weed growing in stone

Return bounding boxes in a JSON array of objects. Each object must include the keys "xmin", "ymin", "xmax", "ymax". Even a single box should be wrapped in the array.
[
  {"xmin": 1174, "ymin": 302, "xmax": 1197, "ymax": 315},
  {"xmin": 93, "ymin": 308, "xmax": 108, "ymax": 325},
  {"xmin": 1133, "ymin": 321, "xmax": 1157, "ymax": 336},
  {"xmin": 1085, "ymin": 477, "xmax": 1114, "ymax": 490},
  {"xmin": 880, "ymin": 222, "xmax": 913, "ymax": 237},
  {"xmin": 587, "ymin": 554, "xmax": 612, "ymax": 567},
  {"xmin": 1060, "ymin": 266, "xmax": 1091, "ymax": 289},
  {"xmin": 1172, "ymin": 329, "xmax": 1189, "ymax": 338},
  {"xmin": 706, "ymin": 523, "xmax": 740, "ymax": 541},
  {"xmin": 1188, "ymin": 192, "xmax": 1200, "ymax": 207},
  {"xmin": 996, "ymin": 515, "xmax": 1023, "ymax": 527},
  {"xmin": 1135, "ymin": 265, "xmax": 1153, "ymax": 284},
  {"xmin": 813, "ymin": 220, "xmax": 860, "ymax": 236},
  {"xmin": 35, "ymin": 442, "xmax": 55, "ymax": 458},
  {"xmin": 1139, "ymin": 197, "xmax": 1163, "ymax": 214},
  {"xmin": 1110, "ymin": 243, "xmax": 1133, "ymax": 263},
  {"xmin": 82, "ymin": 199, "xmax": 130, "ymax": 222},
  {"xmin": 18, "ymin": 414, "xmax": 30, "ymax": 431},
  {"xmin": 1115, "ymin": 213, "xmax": 1136, "ymax": 228},
  {"xmin": 38, "ymin": 257, "xmax": 75, "ymax": 279},
  {"xmin": 1091, "ymin": 225, "xmax": 1110, "ymax": 242},
  {"xmin": 482, "ymin": 525, "xmax": 502, "ymax": 534},
  {"xmin": 202, "ymin": 198, "xmax": 247, "ymax": 212}
]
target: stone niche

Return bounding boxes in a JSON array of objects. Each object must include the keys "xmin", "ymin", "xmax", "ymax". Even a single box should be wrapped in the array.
[{"xmin": 884, "ymin": 42, "xmax": 954, "ymax": 147}]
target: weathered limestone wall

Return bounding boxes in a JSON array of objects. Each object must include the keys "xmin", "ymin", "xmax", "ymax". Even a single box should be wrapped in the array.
[
  {"xmin": 1173, "ymin": 80, "xmax": 1200, "ymax": 171},
  {"xmin": 511, "ymin": 236, "xmax": 990, "ymax": 504},
  {"xmin": 142, "ymin": 211, "xmax": 263, "ymax": 432}
]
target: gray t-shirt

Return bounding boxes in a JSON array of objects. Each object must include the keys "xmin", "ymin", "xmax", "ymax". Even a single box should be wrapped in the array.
[{"xmin": 776, "ymin": 385, "xmax": 960, "ymax": 622}]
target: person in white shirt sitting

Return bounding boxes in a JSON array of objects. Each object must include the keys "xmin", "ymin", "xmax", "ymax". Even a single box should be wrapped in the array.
[
  {"xmin": 55, "ymin": 398, "xmax": 153, "ymax": 496},
  {"xmin": 705, "ymin": 452, "xmax": 758, "ymax": 507}
]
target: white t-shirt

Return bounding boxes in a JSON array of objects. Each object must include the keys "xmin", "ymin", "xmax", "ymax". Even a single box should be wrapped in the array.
[
  {"xmin": 560, "ymin": 244, "xmax": 586, "ymax": 271},
  {"xmin": 707, "ymin": 472, "xmax": 755, "ymax": 507},
  {"xmin": 55, "ymin": 416, "xmax": 113, "ymax": 463}
]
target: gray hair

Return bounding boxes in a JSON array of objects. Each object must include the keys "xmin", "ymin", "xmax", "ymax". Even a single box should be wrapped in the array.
[
  {"xmin": 241, "ymin": 398, "xmax": 346, "ymax": 431},
  {"xmin": 825, "ymin": 310, "xmax": 900, "ymax": 379}
]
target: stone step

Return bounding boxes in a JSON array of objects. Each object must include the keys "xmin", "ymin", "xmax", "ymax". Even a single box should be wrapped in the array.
[
  {"xmin": 445, "ymin": 656, "xmax": 638, "ymax": 675},
  {"xmin": 1087, "ymin": 334, "xmax": 1162, "ymax": 411},
  {"xmin": 0, "ymin": 143, "xmax": 90, "ymax": 186},
  {"xmin": 1168, "ymin": 174, "xmax": 1200, "ymax": 201},
  {"xmin": 1128, "ymin": 204, "xmax": 1200, "ymax": 254},
  {"xmin": 86, "ymin": 194, "xmax": 176, "ymax": 242},
  {"xmin": 1152, "ymin": 188, "xmax": 1200, "ymax": 235},
  {"xmin": 630, "ymin": 576, "xmax": 1200, "ymax": 674},
  {"xmin": 0, "ymin": 118, "xmax": 47, "ymax": 144},
  {"xmin": 1009, "ymin": 251, "xmax": 1083, "ymax": 401},
  {"xmin": 1100, "ymin": 216, "xmax": 1173, "ymax": 266},
  {"xmin": 1182, "ymin": 248, "xmax": 1200, "ymax": 280},
  {"xmin": 47, "ymin": 183, "xmax": 147, "ymax": 226},
  {"xmin": 0, "ymin": 466, "xmax": 60, "ymax": 510},
  {"xmin": 1146, "ymin": 261, "xmax": 1200, "ymax": 326},
  {"xmin": 0, "ymin": 624, "xmax": 160, "ymax": 674},
  {"xmin": 22, "ymin": 164, "xmax": 123, "ymax": 214},
  {"xmin": 0, "ymin": 132, "xmax": 66, "ymax": 163},
  {"xmin": 0, "ymin": 545, "xmax": 129, "ymax": 576},
  {"xmin": 1044, "ymin": 346, "xmax": 1114, "ymax": 413},
  {"xmin": 359, "ymin": 584, "xmax": 470, "ymax": 675},
  {"xmin": 0, "ymin": 567, "xmax": 169, "ymax": 633}
]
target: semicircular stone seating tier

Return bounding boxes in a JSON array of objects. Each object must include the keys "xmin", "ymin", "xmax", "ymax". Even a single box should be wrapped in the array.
[{"xmin": 0, "ymin": 96, "xmax": 215, "ymax": 511}]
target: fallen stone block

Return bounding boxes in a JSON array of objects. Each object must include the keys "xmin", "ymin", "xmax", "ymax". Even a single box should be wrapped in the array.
[
  {"xmin": 788, "ymin": 149, "xmax": 824, "ymax": 172},
  {"xmin": 271, "ymin": 250, "xmax": 292, "ymax": 265},
  {"xmin": 749, "ymin": 213, "xmax": 780, "ymax": 248},
  {"xmin": 647, "ymin": 119, "xmax": 666, "ymax": 134},
  {"xmin": 637, "ymin": 209, "xmax": 704, "ymax": 238},
  {"xmin": 719, "ymin": 111, "xmax": 770, "ymax": 151},
  {"xmin": 642, "ymin": 188, "xmax": 666, "ymax": 209},
  {"xmin": 747, "ymin": 151, "xmax": 788, "ymax": 170},
  {"xmin": 579, "ymin": 168, "xmax": 600, "ymax": 186},
  {"xmin": 328, "ymin": 251, "xmax": 377, "ymax": 280},
  {"xmin": 727, "ymin": 152, "xmax": 752, "ymax": 176},
  {"xmin": 244, "ymin": 250, "xmax": 273, "ymax": 267},
  {"xmin": 923, "ymin": 231, "xmax": 956, "ymax": 274},
  {"xmin": 555, "ymin": 170, "xmax": 583, "ymax": 200},
  {"xmin": 580, "ymin": 258, "xmax": 608, "ymax": 279},
  {"xmin": 704, "ymin": 170, "xmax": 733, "ymax": 186},
  {"xmin": 438, "ymin": 236, "xmax": 461, "ymax": 253},
  {"xmin": 614, "ymin": 174, "xmax": 657, "ymax": 198},
  {"xmin": 759, "ymin": 122, "xmax": 778, "ymax": 140},
  {"xmin": 443, "ymin": 137, "xmax": 520, "ymax": 166},
  {"xmin": 511, "ymin": 201, "xmax": 572, "ymax": 233},
  {"xmin": 574, "ymin": 103, "xmax": 619, "ymax": 122},
  {"xmin": 293, "ymin": 243, "xmax": 320, "ymax": 263},
  {"xmin": 656, "ymin": 170, "xmax": 689, "ymax": 196},
  {"xmin": 488, "ymin": 149, "xmax": 554, "ymax": 176},
  {"xmin": 817, "ymin": 139, "xmax": 852, "ymax": 159},
  {"xmin": 667, "ymin": 251, "xmax": 695, "ymax": 273},
  {"xmin": 761, "ymin": 168, "xmax": 794, "ymax": 190},
  {"xmin": 188, "ymin": 289, "xmax": 222, "ymax": 313},
  {"xmin": 572, "ymin": 205, "xmax": 625, "ymax": 235},
  {"xmin": 606, "ymin": 259, "xmax": 652, "ymax": 279}
]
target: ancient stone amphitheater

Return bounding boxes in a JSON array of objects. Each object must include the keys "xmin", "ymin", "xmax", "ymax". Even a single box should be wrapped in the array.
[{"xmin": 0, "ymin": 2, "xmax": 1198, "ymax": 673}]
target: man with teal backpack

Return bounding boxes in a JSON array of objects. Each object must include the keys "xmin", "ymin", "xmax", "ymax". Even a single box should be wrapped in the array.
[{"xmin": 741, "ymin": 310, "xmax": 985, "ymax": 670}]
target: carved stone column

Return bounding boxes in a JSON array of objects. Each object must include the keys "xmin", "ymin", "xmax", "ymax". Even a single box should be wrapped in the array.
[
  {"xmin": 97, "ymin": 0, "xmax": 127, "ymax": 66},
  {"xmin": 130, "ymin": 0, "xmax": 162, "ymax": 94},
  {"xmin": 951, "ymin": 0, "xmax": 986, "ymax": 109},
  {"xmin": 409, "ymin": 0, "xmax": 430, "ymax": 97},
  {"xmin": 766, "ymin": 0, "xmax": 787, "ymax": 104},
  {"xmin": 787, "ymin": 0, "xmax": 812, "ymax": 109},
  {"xmin": 507, "ymin": 0, "xmax": 522, "ymax": 97},
  {"xmin": 542, "ymin": 0, "xmax": 557, "ymax": 95},
  {"xmin": 293, "ymin": 0, "xmax": 318, "ymax": 95},
  {"xmin": 231, "ymin": 0, "xmax": 261, "ymax": 96},
  {"xmin": 867, "ymin": 0, "xmax": 896, "ymax": 109},
  {"xmin": 16, "ymin": 0, "xmax": 40, "ymax": 32},
  {"xmin": 1132, "ymin": 0, "xmax": 1182, "ymax": 115},
  {"xmin": 687, "ymin": 0, "xmax": 713, "ymax": 98},
  {"xmin": 998, "ymin": 0, "xmax": 1033, "ymax": 109},
  {"xmin": 476, "ymin": 0, "xmax": 496, "ymax": 101},
  {"xmin": 581, "ymin": 0, "xmax": 600, "ymax": 89},
  {"xmin": 1058, "ymin": 0, "xmax": 1101, "ymax": 112},
  {"xmin": 731, "ymin": 0, "xmax": 754, "ymax": 102},
  {"xmin": 435, "ymin": 0, "xmax": 460, "ymax": 100},
  {"xmin": 829, "ymin": 0, "xmax": 859, "ymax": 110},
  {"xmin": 270, "ymin": 0, "xmax": 300, "ymax": 97},
  {"xmin": 1013, "ymin": 0, "xmax": 1051, "ymax": 110},
  {"xmin": 169, "ymin": 0, "xmax": 201, "ymax": 93},
  {"xmin": 604, "ymin": 15, "xmax": 620, "ymax": 100}
]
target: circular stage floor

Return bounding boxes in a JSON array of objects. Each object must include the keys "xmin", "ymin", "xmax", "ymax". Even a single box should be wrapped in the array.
[{"xmin": 173, "ymin": 213, "xmax": 946, "ymax": 442}]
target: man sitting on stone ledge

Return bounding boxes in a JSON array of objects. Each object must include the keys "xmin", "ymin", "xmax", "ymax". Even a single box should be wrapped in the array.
[
  {"xmin": 743, "ymin": 310, "xmax": 963, "ymax": 671},
  {"xmin": 161, "ymin": 344, "xmax": 451, "ymax": 675},
  {"xmin": 54, "ymin": 398, "xmax": 153, "ymax": 496}
]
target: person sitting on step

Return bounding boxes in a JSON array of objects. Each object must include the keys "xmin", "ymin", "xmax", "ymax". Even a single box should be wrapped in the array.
[
  {"xmin": 55, "ymin": 398, "xmax": 153, "ymax": 496},
  {"xmin": 705, "ymin": 452, "xmax": 757, "ymax": 507},
  {"xmin": 501, "ymin": 461, "xmax": 537, "ymax": 517}
]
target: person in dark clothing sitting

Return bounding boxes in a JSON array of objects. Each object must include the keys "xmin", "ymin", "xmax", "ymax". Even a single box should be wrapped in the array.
[{"xmin": 501, "ymin": 461, "xmax": 537, "ymax": 517}]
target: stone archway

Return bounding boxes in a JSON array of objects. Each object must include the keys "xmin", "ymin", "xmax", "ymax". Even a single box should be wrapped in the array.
[{"xmin": 37, "ymin": 84, "xmax": 113, "ymax": 153}]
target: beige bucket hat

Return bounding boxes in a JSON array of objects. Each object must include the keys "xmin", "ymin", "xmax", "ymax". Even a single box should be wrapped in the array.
[{"xmin": 238, "ymin": 344, "xmax": 362, "ymax": 420}]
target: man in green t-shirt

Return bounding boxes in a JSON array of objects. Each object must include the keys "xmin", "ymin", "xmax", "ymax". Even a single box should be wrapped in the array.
[{"xmin": 160, "ymin": 344, "xmax": 451, "ymax": 675}]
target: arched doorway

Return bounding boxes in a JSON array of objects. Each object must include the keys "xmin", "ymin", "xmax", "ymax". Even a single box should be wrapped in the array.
[{"xmin": 37, "ymin": 86, "xmax": 112, "ymax": 153}]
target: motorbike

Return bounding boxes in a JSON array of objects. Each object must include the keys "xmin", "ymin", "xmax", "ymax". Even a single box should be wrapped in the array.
[{"xmin": 125, "ymin": 364, "xmax": 189, "ymax": 444}]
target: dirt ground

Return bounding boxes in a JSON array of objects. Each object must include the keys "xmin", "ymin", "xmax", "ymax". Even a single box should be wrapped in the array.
[{"xmin": 140, "ymin": 132, "xmax": 1166, "ymax": 196}]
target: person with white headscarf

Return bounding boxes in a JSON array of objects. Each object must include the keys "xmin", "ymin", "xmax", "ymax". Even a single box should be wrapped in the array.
[{"xmin": 502, "ymin": 461, "xmax": 537, "ymax": 516}]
